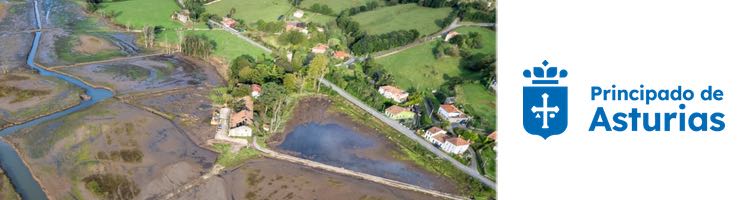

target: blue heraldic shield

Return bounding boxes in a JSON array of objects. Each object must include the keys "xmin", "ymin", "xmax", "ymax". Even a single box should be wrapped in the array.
[
  {"xmin": 523, "ymin": 60, "xmax": 568, "ymax": 139},
  {"xmin": 523, "ymin": 86, "xmax": 567, "ymax": 139}
]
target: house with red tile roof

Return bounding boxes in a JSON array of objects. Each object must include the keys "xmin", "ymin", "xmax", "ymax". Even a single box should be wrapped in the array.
[
  {"xmin": 333, "ymin": 51, "xmax": 350, "ymax": 60},
  {"xmin": 378, "ymin": 85, "xmax": 409, "ymax": 103},
  {"xmin": 230, "ymin": 110, "xmax": 252, "ymax": 128},
  {"xmin": 441, "ymin": 137, "xmax": 471, "ymax": 154},
  {"xmin": 311, "ymin": 43, "xmax": 328, "ymax": 54},
  {"xmin": 385, "ymin": 105, "xmax": 415, "ymax": 120},
  {"xmin": 251, "ymin": 84, "xmax": 262, "ymax": 98},
  {"xmin": 438, "ymin": 104, "xmax": 470, "ymax": 123},
  {"xmin": 422, "ymin": 127, "xmax": 448, "ymax": 145},
  {"xmin": 222, "ymin": 17, "xmax": 237, "ymax": 28},
  {"xmin": 444, "ymin": 31, "xmax": 460, "ymax": 42}
]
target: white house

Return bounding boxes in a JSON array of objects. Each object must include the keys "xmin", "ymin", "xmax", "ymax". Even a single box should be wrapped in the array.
[
  {"xmin": 428, "ymin": 132, "xmax": 448, "ymax": 146},
  {"xmin": 378, "ymin": 85, "xmax": 409, "ymax": 103},
  {"xmin": 293, "ymin": 10, "xmax": 304, "ymax": 18},
  {"xmin": 438, "ymin": 104, "xmax": 470, "ymax": 123},
  {"xmin": 440, "ymin": 137, "xmax": 471, "ymax": 154},
  {"xmin": 228, "ymin": 125, "xmax": 253, "ymax": 137},
  {"xmin": 423, "ymin": 127, "xmax": 447, "ymax": 138}
]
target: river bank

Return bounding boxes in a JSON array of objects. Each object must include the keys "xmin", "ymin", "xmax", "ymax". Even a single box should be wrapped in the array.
[{"xmin": 0, "ymin": 151, "xmax": 21, "ymax": 200}]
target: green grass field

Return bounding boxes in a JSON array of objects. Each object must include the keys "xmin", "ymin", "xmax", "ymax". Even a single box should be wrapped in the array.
[
  {"xmin": 456, "ymin": 83, "xmax": 495, "ymax": 128},
  {"xmin": 306, "ymin": 12, "xmax": 336, "ymax": 24},
  {"xmin": 300, "ymin": 0, "xmax": 370, "ymax": 13},
  {"xmin": 157, "ymin": 30, "xmax": 268, "ymax": 62},
  {"xmin": 351, "ymin": 3, "xmax": 451, "ymax": 35},
  {"xmin": 479, "ymin": 148, "xmax": 496, "ymax": 181},
  {"xmin": 377, "ymin": 26, "xmax": 496, "ymax": 95},
  {"xmin": 377, "ymin": 40, "xmax": 476, "ymax": 90},
  {"xmin": 455, "ymin": 26, "xmax": 496, "ymax": 55},
  {"xmin": 206, "ymin": 0, "xmax": 292, "ymax": 23},
  {"xmin": 99, "ymin": 0, "xmax": 183, "ymax": 29}
]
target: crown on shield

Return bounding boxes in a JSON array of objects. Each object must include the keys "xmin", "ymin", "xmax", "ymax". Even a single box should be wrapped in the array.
[{"xmin": 523, "ymin": 60, "xmax": 567, "ymax": 85}]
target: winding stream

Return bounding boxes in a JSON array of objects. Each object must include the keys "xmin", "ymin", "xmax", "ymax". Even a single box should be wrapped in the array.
[{"xmin": 0, "ymin": 1, "xmax": 113, "ymax": 199}]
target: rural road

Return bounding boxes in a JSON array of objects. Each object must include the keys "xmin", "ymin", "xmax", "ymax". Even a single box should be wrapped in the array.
[
  {"xmin": 251, "ymin": 137, "xmax": 467, "ymax": 200},
  {"xmin": 208, "ymin": 20, "xmax": 273, "ymax": 53},
  {"xmin": 372, "ymin": 19, "xmax": 495, "ymax": 59},
  {"xmin": 318, "ymin": 78, "xmax": 497, "ymax": 189}
]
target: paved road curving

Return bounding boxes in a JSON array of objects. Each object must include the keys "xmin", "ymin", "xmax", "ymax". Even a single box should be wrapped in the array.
[{"xmin": 318, "ymin": 78, "xmax": 497, "ymax": 189}]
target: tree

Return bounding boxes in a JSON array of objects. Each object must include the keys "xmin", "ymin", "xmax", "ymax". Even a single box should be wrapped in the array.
[
  {"xmin": 181, "ymin": 34, "xmax": 215, "ymax": 59},
  {"xmin": 185, "ymin": 0, "xmax": 206, "ymax": 20},
  {"xmin": 142, "ymin": 25, "xmax": 156, "ymax": 48},
  {"xmin": 283, "ymin": 73, "xmax": 300, "ymax": 92},
  {"xmin": 228, "ymin": 7, "xmax": 236, "ymax": 18},
  {"xmin": 278, "ymin": 31, "xmax": 306, "ymax": 46},
  {"xmin": 307, "ymin": 55, "xmax": 329, "ymax": 92},
  {"xmin": 257, "ymin": 83, "xmax": 287, "ymax": 133}
]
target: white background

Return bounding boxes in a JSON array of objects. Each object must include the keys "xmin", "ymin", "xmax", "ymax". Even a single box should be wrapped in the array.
[{"xmin": 498, "ymin": 0, "xmax": 750, "ymax": 199}]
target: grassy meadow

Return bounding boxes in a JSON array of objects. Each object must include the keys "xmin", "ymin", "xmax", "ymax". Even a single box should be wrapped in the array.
[
  {"xmin": 377, "ymin": 40, "xmax": 474, "ymax": 90},
  {"xmin": 456, "ymin": 83, "xmax": 496, "ymax": 128},
  {"xmin": 351, "ymin": 3, "xmax": 451, "ymax": 35},
  {"xmin": 206, "ymin": 0, "xmax": 292, "ymax": 23},
  {"xmin": 99, "ymin": 0, "xmax": 183, "ymax": 29},
  {"xmin": 300, "ymin": 0, "xmax": 370, "ymax": 13}
]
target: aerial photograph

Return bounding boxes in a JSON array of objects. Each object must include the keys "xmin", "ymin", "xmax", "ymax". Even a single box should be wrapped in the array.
[{"xmin": 0, "ymin": 0, "xmax": 496, "ymax": 199}]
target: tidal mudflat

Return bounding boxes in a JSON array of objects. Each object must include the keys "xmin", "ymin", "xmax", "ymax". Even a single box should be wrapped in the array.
[
  {"xmin": 173, "ymin": 158, "xmax": 438, "ymax": 200},
  {"xmin": 58, "ymin": 55, "xmax": 223, "ymax": 95},
  {"xmin": 0, "ymin": 71, "xmax": 84, "ymax": 128},
  {"xmin": 6, "ymin": 101, "xmax": 217, "ymax": 199},
  {"xmin": 270, "ymin": 97, "xmax": 459, "ymax": 193}
]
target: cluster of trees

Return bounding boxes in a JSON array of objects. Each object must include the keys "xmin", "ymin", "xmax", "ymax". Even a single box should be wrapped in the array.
[
  {"xmin": 384, "ymin": 0, "xmax": 454, "ymax": 8},
  {"xmin": 218, "ymin": 53, "xmax": 331, "ymax": 133},
  {"xmin": 344, "ymin": 1, "xmax": 381, "ymax": 16},
  {"xmin": 229, "ymin": 55, "xmax": 284, "ymax": 85},
  {"xmin": 309, "ymin": 3, "xmax": 334, "ymax": 15},
  {"xmin": 84, "ymin": 0, "xmax": 105, "ymax": 12},
  {"xmin": 434, "ymin": 32, "xmax": 484, "ymax": 58},
  {"xmin": 278, "ymin": 31, "xmax": 307, "ymax": 46},
  {"xmin": 327, "ymin": 59, "xmax": 393, "ymax": 109},
  {"xmin": 336, "ymin": 16, "xmax": 419, "ymax": 55},
  {"xmin": 256, "ymin": 20, "xmax": 285, "ymax": 33},
  {"xmin": 458, "ymin": 2, "xmax": 496, "ymax": 22},
  {"xmin": 185, "ymin": 0, "xmax": 206, "ymax": 20},
  {"xmin": 350, "ymin": 29, "xmax": 419, "ymax": 55},
  {"xmin": 433, "ymin": 42, "xmax": 460, "ymax": 58},
  {"xmin": 450, "ymin": 32, "xmax": 483, "ymax": 49},
  {"xmin": 181, "ymin": 34, "xmax": 215, "ymax": 59},
  {"xmin": 141, "ymin": 26, "xmax": 164, "ymax": 48}
]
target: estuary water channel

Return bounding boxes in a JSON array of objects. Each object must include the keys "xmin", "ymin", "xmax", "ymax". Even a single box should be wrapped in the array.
[{"xmin": 0, "ymin": 1, "xmax": 113, "ymax": 199}]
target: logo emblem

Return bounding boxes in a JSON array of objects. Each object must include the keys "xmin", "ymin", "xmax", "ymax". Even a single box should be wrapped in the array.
[{"xmin": 523, "ymin": 60, "xmax": 568, "ymax": 139}]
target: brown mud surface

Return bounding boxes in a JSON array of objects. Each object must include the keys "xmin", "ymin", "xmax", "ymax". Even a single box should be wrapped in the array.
[
  {"xmin": 269, "ymin": 96, "xmax": 459, "ymax": 193},
  {"xmin": 0, "ymin": 1, "xmax": 34, "ymax": 71},
  {"xmin": 6, "ymin": 100, "xmax": 217, "ymax": 200},
  {"xmin": 136, "ymin": 86, "xmax": 218, "ymax": 148},
  {"xmin": 72, "ymin": 35, "xmax": 119, "ymax": 54},
  {"xmin": 59, "ymin": 54, "xmax": 222, "ymax": 95},
  {"xmin": 174, "ymin": 158, "xmax": 439, "ymax": 200}
]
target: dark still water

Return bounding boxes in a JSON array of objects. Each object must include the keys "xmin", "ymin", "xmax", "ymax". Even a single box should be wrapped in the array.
[{"xmin": 278, "ymin": 122, "xmax": 436, "ymax": 189}]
